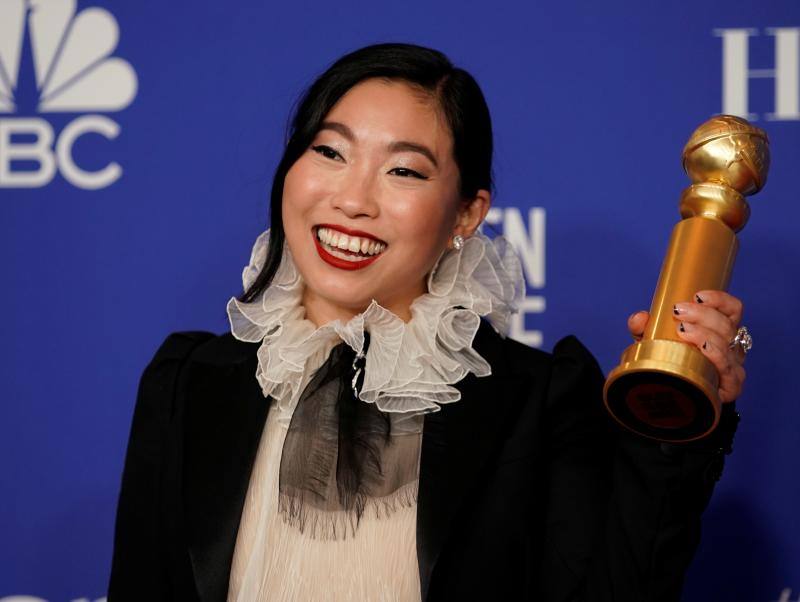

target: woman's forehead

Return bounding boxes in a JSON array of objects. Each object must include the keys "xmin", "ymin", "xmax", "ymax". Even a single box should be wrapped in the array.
[{"xmin": 321, "ymin": 79, "xmax": 451, "ymax": 154}]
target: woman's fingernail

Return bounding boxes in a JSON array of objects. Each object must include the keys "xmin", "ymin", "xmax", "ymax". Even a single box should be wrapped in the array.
[
  {"xmin": 679, "ymin": 322, "xmax": 686, "ymax": 332},
  {"xmin": 673, "ymin": 303, "xmax": 688, "ymax": 315},
  {"xmin": 695, "ymin": 293, "xmax": 704, "ymax": 304},
  {"xmin": 702, "ymin": 341, "xmax": 709, "ymax": 350}
]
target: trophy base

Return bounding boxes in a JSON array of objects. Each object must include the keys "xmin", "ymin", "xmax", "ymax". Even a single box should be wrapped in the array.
[{"xmin": 603, "ymin": 339, "xmax": 721, "ymax": 442}]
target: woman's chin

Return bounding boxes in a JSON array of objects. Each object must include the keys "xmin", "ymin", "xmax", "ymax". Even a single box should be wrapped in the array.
[
  {"xmin": 301, "ymin": 286, "xmax": 377, "ymax": 322},
  {"xmin": 300, "ymin": 270, "xmax": 424, "ymax": 323}
]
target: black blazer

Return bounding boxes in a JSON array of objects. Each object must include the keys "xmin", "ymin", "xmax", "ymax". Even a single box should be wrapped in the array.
[{"xmin": 108, "ymin": 319, "xmax": 739, "ymax": 601}]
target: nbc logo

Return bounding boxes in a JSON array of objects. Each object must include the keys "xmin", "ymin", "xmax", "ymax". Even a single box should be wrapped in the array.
[{"xmin": 0, "ymin": 0, "xmax": 137, "ymax": 189}]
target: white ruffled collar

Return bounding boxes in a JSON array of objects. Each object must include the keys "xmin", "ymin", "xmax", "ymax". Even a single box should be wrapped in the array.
[{"xmin": 226, "ymin": 228, "xmax": 524, "ymax": 420}]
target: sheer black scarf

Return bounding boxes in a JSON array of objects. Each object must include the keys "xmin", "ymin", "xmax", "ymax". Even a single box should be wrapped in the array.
[{"xmin": 277, "ymin": 333, "xmax": 422, "ymax": 540}]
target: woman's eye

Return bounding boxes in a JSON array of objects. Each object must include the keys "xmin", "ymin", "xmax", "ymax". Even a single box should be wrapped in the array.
[
  {"xmin": 389, "ymin": 167, "xmax": 427, "ymax": 180},
  {"xmin": 311, "ymin": 145, "xmax": 342, "ymax": 161}
]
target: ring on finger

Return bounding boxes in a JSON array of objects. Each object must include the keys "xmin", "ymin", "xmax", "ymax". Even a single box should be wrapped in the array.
[{"xmin": 728, "ymin": 325, "xmax": 752, "ymax": 354}]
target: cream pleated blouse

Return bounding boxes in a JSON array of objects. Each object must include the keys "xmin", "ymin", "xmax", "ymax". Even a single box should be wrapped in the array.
[
  {"xmin": 227, "ymin": 339, "xmax": 423, "ymax": 601},
  {"xmin": 224, "ymin": 228, "xmax": 524, "ymax": 602}
]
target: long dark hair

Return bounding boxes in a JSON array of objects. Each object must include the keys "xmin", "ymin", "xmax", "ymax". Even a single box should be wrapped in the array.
[{"xmin": 238, "ymin": 42, "xmax": 495, "ymax": 303}]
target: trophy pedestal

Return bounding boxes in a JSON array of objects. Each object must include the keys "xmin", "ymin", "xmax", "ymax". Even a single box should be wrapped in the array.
[{"xmin": 604, "ymin": 339, "xmax": 721, "ymax": 442}]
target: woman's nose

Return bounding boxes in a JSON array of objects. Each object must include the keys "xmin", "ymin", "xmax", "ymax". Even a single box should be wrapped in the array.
[{"xmin": 330, "ymin": 169, "xmax": 380, "ymax": 218}]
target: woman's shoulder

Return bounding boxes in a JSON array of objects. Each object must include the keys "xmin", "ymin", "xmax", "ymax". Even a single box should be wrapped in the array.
[
  {"xmin": 132, "ymin": 331, "xmax": 262, "ymax": 416},
  {"xmin": 131, "ymin": 331, "xmax": 263, "ymax": 441},
  {"xmin": 146, "ymin": 330, "xmax": 259, "ymax": 369},
  {"xmin": 475, "ymin": 318, "xmax": 602, "ymax": 382}
]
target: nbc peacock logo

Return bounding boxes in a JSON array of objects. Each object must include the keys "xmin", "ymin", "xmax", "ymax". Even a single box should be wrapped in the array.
[{"xmin": 0, "ymin": 0, "xmax": 138, "ymax": 189}]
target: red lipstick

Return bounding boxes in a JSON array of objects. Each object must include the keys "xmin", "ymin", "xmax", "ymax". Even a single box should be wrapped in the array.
[{"xmin": 313, "ymin": 231, "xmax": 383, "ymax": 271}]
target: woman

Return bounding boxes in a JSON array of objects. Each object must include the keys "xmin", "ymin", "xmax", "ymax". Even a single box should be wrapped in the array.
[{"xmin": 108, "ymin": 43, "xmax": 746, "ymax": 601}]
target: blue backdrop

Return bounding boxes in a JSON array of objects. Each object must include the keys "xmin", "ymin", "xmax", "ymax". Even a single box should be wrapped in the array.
[{"xmin": 2, "ymin": 0, "xmax": 798, "ymax": 600}]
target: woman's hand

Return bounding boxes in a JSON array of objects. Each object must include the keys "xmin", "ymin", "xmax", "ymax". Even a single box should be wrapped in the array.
[{"xmin": 627, "ymin": 290, "xmax": 746, "ymax": 403}]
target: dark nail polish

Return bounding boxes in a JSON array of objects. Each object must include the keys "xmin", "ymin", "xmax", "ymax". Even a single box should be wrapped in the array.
[
  {"xmin": 696, "ymin": 294, "xmax": 704, "ymax": 304},
  {"xmin": 673, "ymin": 304, "xmax": 679, "ymax": 315},
  {"xmin": 702, "ymin": 341, "xmax": 708, "ymax": 350},
  {"xmin": 679, "ymin": 322, "xmax": 685, "ymax": 332}
]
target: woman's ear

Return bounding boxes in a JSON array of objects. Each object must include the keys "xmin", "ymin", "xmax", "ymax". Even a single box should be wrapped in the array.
[{"xmin": 454, "ymin": 188, "xmax": 491, "ymax": 238}]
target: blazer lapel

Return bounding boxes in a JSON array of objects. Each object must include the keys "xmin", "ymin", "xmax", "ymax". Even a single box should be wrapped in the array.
[
  {"xmin": 416, "ymin": 321, "xmax": 525, "ymax": 600},
  {"xmin": 183, "ymin": 350, "xmax": 269, "ymax": 602}
]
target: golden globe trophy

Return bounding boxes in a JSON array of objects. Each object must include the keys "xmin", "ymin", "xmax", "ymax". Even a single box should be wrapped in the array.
[{"xmin": 603, "ymin": 115, "xmax": 769, "ymax": 443}]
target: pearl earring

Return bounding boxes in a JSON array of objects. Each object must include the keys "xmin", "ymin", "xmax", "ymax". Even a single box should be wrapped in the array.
[{"xmin": 452, "ymin": 234, "xmax": 464, "ymax": 250}]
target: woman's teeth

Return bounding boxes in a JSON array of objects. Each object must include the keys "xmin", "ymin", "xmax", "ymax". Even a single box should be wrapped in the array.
[{"xmin": 316, "ymin": 227, "xmax": 386, "ymax": 260}]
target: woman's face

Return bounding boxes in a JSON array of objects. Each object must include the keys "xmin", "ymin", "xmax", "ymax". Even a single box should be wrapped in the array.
[{"xmin": 282, "ymin": 77, "xmax": 484, "ymax": 325}]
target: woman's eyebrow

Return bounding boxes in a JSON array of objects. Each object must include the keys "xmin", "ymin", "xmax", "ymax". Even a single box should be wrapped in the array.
[
  {"xmin": 319, "ymin": 120, "xmax": 439, "ymax": 168},
  {"xmin": 388, "ymin": 141, "xmax": 438, "ymax": 168}
]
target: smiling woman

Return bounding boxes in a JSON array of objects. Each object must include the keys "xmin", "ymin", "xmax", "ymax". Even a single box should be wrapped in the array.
[
  {"xmin": 108, "ymin": 42, "xmax": 746, "ymax": 602},
  {"xmin": 282, "ymin": 77, "xmax": 489, "ymax": 325}
]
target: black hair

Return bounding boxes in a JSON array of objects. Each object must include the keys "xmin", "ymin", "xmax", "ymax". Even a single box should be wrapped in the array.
[{"xmin": 238, "ymin": 42, "xmax": 494, "ymax": 303}]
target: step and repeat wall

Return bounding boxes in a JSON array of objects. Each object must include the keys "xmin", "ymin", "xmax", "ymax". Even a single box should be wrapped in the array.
[{"xmin": 2, "ymin": 0, "xmax": 798, "ymax": 600}]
